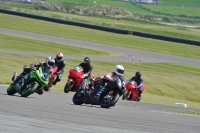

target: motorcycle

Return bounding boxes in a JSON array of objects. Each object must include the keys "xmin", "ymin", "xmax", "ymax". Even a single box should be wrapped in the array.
[
  {"xmin": 72, "ymin": 75, "xmax": 126, "ymax": 108},
  {"xmin": 43, "ymin": 65, "xmax": 58, "ymax": 91},
  {"xmin": 7, "ymin": 65, "xmax": 50, "ymax": 97},
  {"xmin": 64, "ymin": 65, "xmax": 84, "ymax": 93},
  {"xmin": 122, "ymin": 80, "xmax": 145, "ymax": 101}
]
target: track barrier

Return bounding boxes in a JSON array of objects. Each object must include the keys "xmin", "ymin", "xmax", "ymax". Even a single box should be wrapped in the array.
[{"xmin": 1, "ymin": 8, "xmax": 200, "ymax": 46}]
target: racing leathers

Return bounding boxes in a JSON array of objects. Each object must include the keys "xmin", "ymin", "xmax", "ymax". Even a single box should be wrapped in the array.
[
  {"xmin": 128, "ymin": 76, "xmax": 143, "ymax": 101},
  {"xmin": 78, "ymin": 62, "xmax": 93, "ymax": 90},
  {"xmin": 79, "ymin": 62, "xmax": 93, "ymax": 77},
  {"xmin": 52, "ymin": 59, "xmax": 66, "ymax": 85},
  {"xmin": 89, "ymin": 72, "xmax": 126, "ymax": 98}
]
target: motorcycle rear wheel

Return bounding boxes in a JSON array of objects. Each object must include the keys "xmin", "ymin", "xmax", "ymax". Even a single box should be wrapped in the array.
[
  {"xmin": 73, "ymin": 89, "xmax": 84, "ymax": 105},
  {"xmin": 100, "ymin": 91, "xmax": 119, "ymax": 108},
  {"xmin": 64, "ymin": 81, "xmax": 74, "ymax": 93}
]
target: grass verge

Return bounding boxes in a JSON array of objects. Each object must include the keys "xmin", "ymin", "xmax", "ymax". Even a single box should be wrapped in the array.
[
  {"xmin": 0, "ymin": 53, "xmax": 200, "ymax": 109},
  {"xmin": 168, "ymin": 110, "xmax": 200, "ymax": 116},
  {"xmin": 1, "ymin": 6, "xmax": 200, "ymax": 41},
  {"xmin": 0, "ymin": 34, "xmax": 120, "ymax": 57},
  {"xmin": 1, "ymin": 13, "xmax": 200, "ymax": 59}
]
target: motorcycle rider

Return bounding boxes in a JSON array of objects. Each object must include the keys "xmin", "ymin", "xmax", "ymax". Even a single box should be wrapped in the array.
[
  {"xmin": 88, "ymin": 65, "xmax": 126, "ymax": 99},
  {"xmin": 128, "ymin": 71, "xmax": 143, "ymax": 101},
  {"xmin": 78, "ymin": 57, "xmax": 93, "ymax": 89},
  {"xmin": 12, "ymin": 57, "xmax": 56, "ymax": 95},
  {"xmin": 51, "ymin": 52, "xmax": 66, "ymax": 86}
]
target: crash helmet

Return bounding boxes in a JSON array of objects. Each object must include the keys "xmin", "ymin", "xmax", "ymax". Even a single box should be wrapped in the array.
[
  {"xmin": 84, "ymin": 57, "xmax": 90, "ymax": 64},
  {"xmin": 135, "ymin": 71, "xmax": 141, "ymax": 79},
  {"xmin": 46, "ymin": 57, "xmax": 55, "ymax": 68},
  {"xmin": 114, "ymin": 65, "xmax": 124, "ymax": 76},
  {"xmin": 56, "ymin": 52, "xmax": 64, "ymax": 62}
]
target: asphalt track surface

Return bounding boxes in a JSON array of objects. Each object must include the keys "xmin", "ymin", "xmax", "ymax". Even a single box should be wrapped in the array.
[
  {"xmin": 1, "ymin": 86, "xmax": 200, "ymax": 133},
  {"xmin": 0, "ymin": 28, "xmax": 200, "ymax": 66},
  {"xmin": 1, "ymin": 28, "xmax": 200, "ymax": 133}
]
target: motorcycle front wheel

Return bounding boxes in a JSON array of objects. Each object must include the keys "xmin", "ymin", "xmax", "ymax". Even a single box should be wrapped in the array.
[
  {"xmin": 7, "ymin": 83, "xmax": 17, "ymax": 95},
  {"xmin": 100, "ymin": 91, "xmax": 119, "ymax": 108},
  {"xmin": 21, "ymin": 83, "xmax": 38, "ymax": 97},
  {"xmin": 64, "ymin": 81, "xmax": 74, "ymax": 93}
]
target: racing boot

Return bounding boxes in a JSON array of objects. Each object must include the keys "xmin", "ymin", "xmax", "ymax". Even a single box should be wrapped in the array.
[
  {"xmin": 36, "ymin": 90, "xmax": 43, "ymax": 95},
  {"xmin": 52, "ymin": 81, "xmax": 57, "ymax": 85},
  {"xmin": 136, "ymin": 91, "xmax": 142, "ymax": 102},
  {"xmin": 44, "ymin": 85, "xmax": 52, "ymax": 92},
  {"xmin": 52, "ymin": 78, "xmax": 59, "ymax": 85}
]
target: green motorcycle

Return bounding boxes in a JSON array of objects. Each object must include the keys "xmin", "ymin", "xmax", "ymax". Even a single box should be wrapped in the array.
[{"xmin": 7, "ymin": 65, "xmax": 50, "ymax": 97}]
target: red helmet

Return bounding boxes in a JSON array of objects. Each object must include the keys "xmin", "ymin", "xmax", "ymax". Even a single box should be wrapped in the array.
[{"xmin": 56, "ymin": 52, "xmax": 64, "ymax": 62}]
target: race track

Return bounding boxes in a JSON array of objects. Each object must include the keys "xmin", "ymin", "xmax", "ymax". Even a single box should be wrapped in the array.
[
  {"xmin": 0, "ymin": 28, "xmax": 200, "ymax": 133},
  {"xmin": 0, "ymin": 28, "xmax": 200, "ymax": 66},
  {"xmin": 0, "ymin": 86, "xmax": 200, "ymax": 133}
]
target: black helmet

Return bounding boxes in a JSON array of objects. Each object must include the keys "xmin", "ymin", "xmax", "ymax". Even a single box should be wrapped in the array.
[
  {"xmin": 135, "ymin": 71, "xmax": 141, "ymax": 79},
  {"xmin": 84, "ymin": 57, "xmax": 90, "ymax": 64}
]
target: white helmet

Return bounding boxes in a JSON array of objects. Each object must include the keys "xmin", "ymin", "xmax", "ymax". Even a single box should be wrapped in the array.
[{"xmin": 114, "ymin": 65, "xmax": 124, "ymax": 76}]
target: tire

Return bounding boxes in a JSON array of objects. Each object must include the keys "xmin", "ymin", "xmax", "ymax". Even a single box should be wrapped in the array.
[
  {"xmin": 135, "ymin": 96, "xmax": 141, "ymax": 102},
  {"xmin": 7, "ymin": 83, "xmax": 17, "ymax": 95},
  {"xmin": 122, "ymin": 92, "xmax": 127, "ymax": 100},
  {"xmin": 21, "ymin": 83, "xmax": 38, "ymax": 97},
  {"xmin": 73, "ymin": 89, "xmax": 85, "ymax": 105},
  {"xmin": 100, "ymin": 91, "xmax": 120, "ymax": 108},
  {"xmin": 64, "ymin": 81, "xmax": 74, "ymax": 93}
]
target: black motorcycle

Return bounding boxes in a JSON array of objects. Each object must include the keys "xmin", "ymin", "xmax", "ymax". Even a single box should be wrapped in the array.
[{"xmin": 72, "ymin": 76, "xmax": 126, "ymax": 108}]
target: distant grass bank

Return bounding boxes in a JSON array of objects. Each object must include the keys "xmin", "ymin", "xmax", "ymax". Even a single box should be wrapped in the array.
[
  {"xmin": 158, "ymin": 0, "xmax": 200, "ymax": 5},
  {"xmin": 1, "ymin": 6, "xmax": 200, "ymax": 41},
  {"xmin": 0, "ymin": 34, "xmax": 120, "ymax": 57},
  {"xmin": 0, "ymin": 53, "xmax": 200, "ymax": 109},
  {"xmin": 1, "ymin": 13, "xmax": 200, "ymax": 59}
]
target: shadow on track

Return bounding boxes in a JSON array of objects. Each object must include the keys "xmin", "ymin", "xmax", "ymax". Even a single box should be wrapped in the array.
[
  {"xmin": 0, "ymin": 93, "xmax": 35, "ymax": 98},
  {"xmin": 70, "ymin": 103, "xmax": 106, "ymax": 109},
  {"xmin": 70, "ymin": 103, "xmax": 114, "ymax": 109}
]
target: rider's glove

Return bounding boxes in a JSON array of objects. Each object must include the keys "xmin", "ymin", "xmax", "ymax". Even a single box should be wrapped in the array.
[
  {"xmin": 136, "ymin": 86, "xmax": 140, "ymax": 91},
  {"xmin": 56, "ymin": 71, "xmax": 62, "ymax": 75},
  {"xmin": 83, "ymin": 74, "xmax": 88, "ymax": 78},
  {"xmin": 106, "ymin": 77, "xmax": 113, "ymax": 81},
  {"xmin": 30, "ymin": 65, "xmax": 36, "ymax": 70}
]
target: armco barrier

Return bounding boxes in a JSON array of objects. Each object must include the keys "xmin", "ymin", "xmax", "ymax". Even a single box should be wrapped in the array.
[
  {"xmin": 1, "ymin": 8, "xmax": 200, "ymax": 46},
  {"xmin": 0, "ymin": 9, "xmax": 132, "ymax": 35},
  {"xmin": 133, "ymin": 31, "xmax": 200, "ymax": 46}
]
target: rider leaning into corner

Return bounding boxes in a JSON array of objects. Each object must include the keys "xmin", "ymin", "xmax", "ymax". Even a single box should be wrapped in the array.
[
  {"xmin": 88, "ymin": 65, "xmax": 126, "ymax": 99},
  {"xmin": 78, "ymin": 57, "xmax": 93, "ymax": 88},
  {"xmin": 128, "ymin": 71, "xmax": 144, "ymax": 101},
  {"xmin": 12, "ymin": 57, "xmax": 56, "ymax": 95},
  {"xmin": 51, "ymin": 52, "xmax": 66, "ymax": 86}
]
